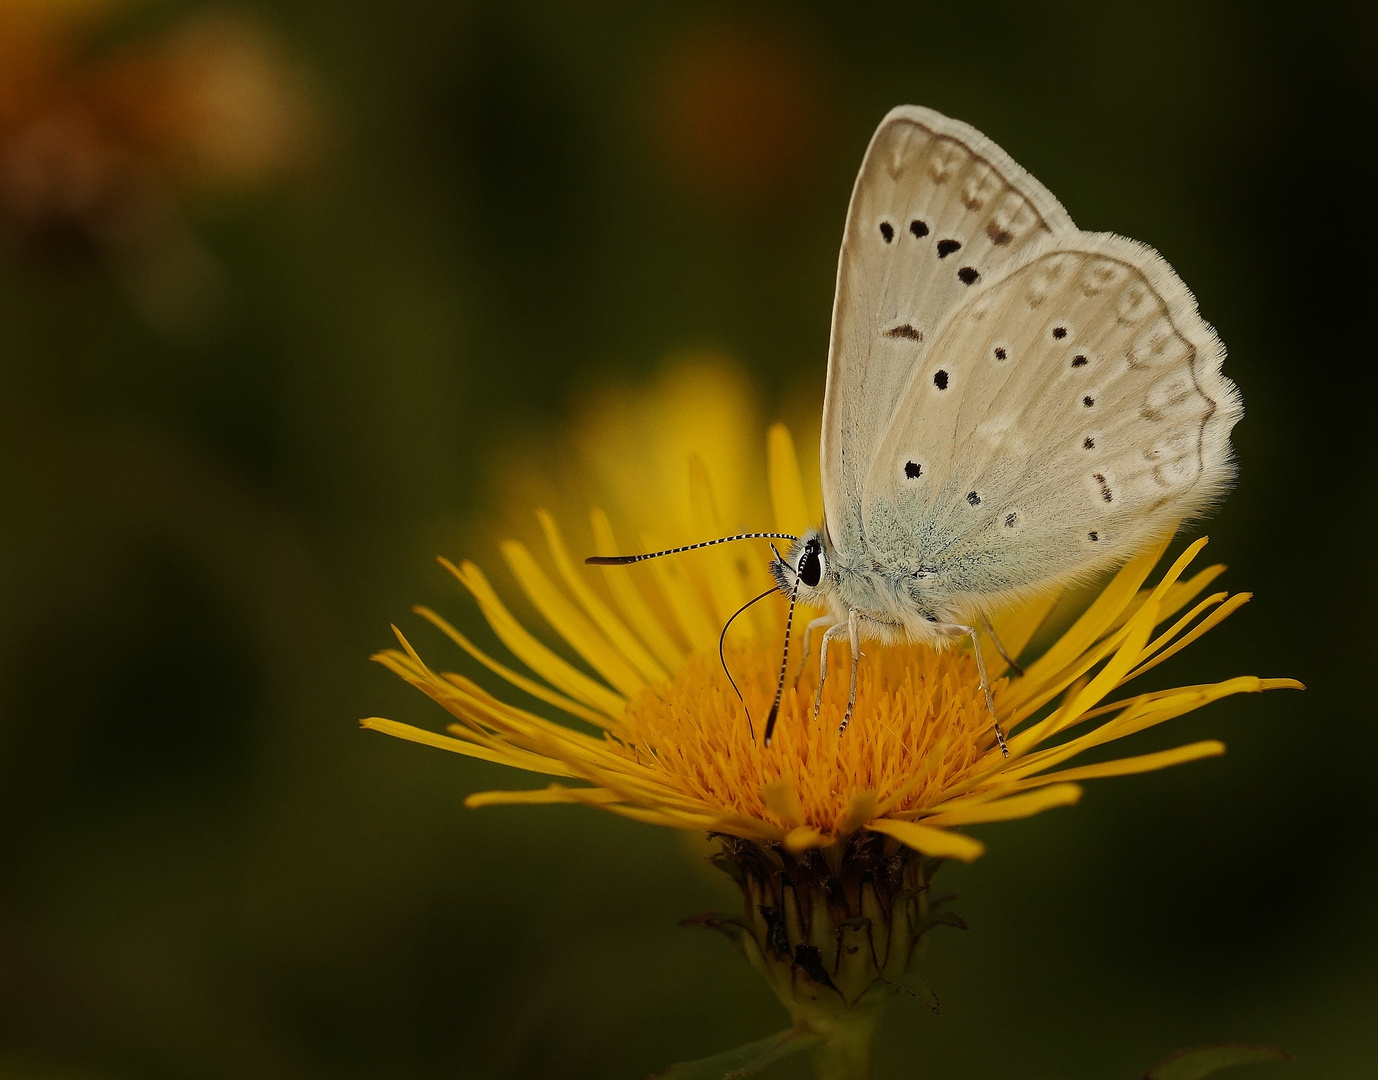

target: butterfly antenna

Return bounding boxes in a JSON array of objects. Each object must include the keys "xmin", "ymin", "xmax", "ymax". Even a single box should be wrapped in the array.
[
  {"xmin": 763, "ymin": 577, "xmax": 800, "ymax": 747},
  {"xmin": 719, "ymin": 585, "xmax": 781, "ymax": 743},
  {"xmin": 586, "ymin": 532, "xmax": 798, "ymax": 565}
]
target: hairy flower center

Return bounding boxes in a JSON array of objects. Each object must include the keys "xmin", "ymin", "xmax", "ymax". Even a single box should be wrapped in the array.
[{"xmin": 616, "ymin": 641, "xmax": 1002, "ymax": 838}]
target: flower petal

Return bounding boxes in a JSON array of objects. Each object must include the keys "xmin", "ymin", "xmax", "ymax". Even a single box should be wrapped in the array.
[
  {"xmin": 502, "ymin": 540, "xmax": 648, "ymax": 698},
  {"xmin": 984, "ymin": 592, "xmax": 1060, "ymax": 680},
  {"xmin": 412, "ymin": 606, "xmax": 613, "ymax": 729},
  {"xmin": 537, "ymin": 510, "xmax": 669, "ymax": 683},
  {"xmin": 768, "ymin": 423, "xmax": 811, "ymax": 536},
  {"xmin": 1008, "ymin": 598, "xmax": 1160, "ymax": 755},
  {"xmin": 361, "ymin": 716, "xmax": 575, "ymax": 776},
  {"xmin": 589, "ymin": 509, "xmax": 686, "ymax": 670},
  {"xmin": 1123, "ymin": 593, "xmax": 1252, "ymax": 683},
  {"xmin": 1011, "ymin": 677, "xmax": 1302, "ymax": 780},
  {"xmin": 1002, "ymin": 535, "xmax": 1173, "ymax": 712},
  {"xmin": 642, "ymin": 534, "xmax": 720, "ymax": 651},
  {"xmin": 761, "ymin": 776, "xmax": 805, "ymax": 828},
  {"xmin": 783, "ymin": 825, "xmax": 826, "ymax": 853},
  {"xmin": 1014, "ymin": 740, "xmax": 1225, "ymax": 787},
  {"xmin": 868, "ymin": 818, "xmax": 985, "ymax": 861},
  {"xmin": 839, "ymin": 790, "xmax": 880, "ymax": 835},
  {"xmin": 924, "ymin": 783, "xmax": 1082, "ymax": 826},
  {"xmin": 445, "ymin": 558, "xmax": 628, "ymax": 720},
  {"xmin": 465, "ymin": 783, "xmax": 621, "ymax": 808}
]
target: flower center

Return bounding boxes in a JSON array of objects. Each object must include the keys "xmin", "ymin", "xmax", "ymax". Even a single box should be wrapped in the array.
[{"xmin": 616, "ymin": 640, "xmax": 1002, "ymax": 838}]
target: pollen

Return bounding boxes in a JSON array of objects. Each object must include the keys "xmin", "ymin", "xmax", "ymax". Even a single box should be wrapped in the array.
[{"xmin": 621, "ymin": 644, "xmax": 994, "ymax": 840}]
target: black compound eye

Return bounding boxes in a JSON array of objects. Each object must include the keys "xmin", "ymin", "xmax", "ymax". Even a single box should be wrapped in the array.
[{"xmin": 798, "ymin": 541, "xmax": 823, "ymax": 588}]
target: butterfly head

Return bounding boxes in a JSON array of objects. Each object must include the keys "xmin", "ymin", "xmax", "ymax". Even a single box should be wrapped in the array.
[{"xmin": 772, "ymin": 527, "xmax": 833, "ymax": 603}]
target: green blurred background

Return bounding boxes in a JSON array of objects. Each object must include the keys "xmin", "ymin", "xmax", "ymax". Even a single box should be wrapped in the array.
[{"xmin": 0, "ymin": 1, "xmax": 1372, "ymax": 1077}]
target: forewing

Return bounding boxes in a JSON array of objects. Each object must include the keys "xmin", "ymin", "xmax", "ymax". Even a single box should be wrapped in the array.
[
  {"xmin": 860, "ymin": 232, "xmax": 1241, "ymax": 601},
  {"xmin": 821, "ymin": 105, "xmax": 1076, "ymax": 556}
]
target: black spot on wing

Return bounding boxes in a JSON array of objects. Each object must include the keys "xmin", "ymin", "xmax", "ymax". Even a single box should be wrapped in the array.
[
  {"xmin": 910, "ymin": 219, "xmax": 929, "ymax": 238},
  {"xmin": 885, "ymin": 324, "xmax": 923, "ymax": 341},
  {"xmin": 957, "ymin": 266, "xmax": 979, "ymax": 285},
  {"xmin": 879, "ymin": 222, "xmax": 895, "ymax": 243},
  {"xmin": 905, "ymin": 461, "xmax": 922, "ymax": 479},
  {"xmin": 933, "ymin": 370, "xmax": 949, "ymax": 390},
  {"xmin": 936, "ymin": 239, "xmax": 962, "ymax": 259}
]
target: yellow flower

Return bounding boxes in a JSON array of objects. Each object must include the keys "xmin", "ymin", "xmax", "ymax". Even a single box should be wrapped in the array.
[
  {"xmin": 365, "ymin": 361, "xmax": 1299, "ymax": 1077},
  {"xmin": 365, "ymin": 361, "xmax": 1299, "ymax": 864}
]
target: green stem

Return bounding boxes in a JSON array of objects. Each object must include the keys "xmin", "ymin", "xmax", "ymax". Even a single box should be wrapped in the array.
[{"xmin": 805, "ymin": 1002, "xmax": 885, "ymax": 1080}]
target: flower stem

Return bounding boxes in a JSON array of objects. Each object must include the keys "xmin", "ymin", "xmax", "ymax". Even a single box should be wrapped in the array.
[{"xmin": 806, "ymin": 1002, "xmax": 885, "ymax": 1080}]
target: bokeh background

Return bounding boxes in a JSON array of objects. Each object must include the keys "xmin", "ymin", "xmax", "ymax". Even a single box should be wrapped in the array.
[{"xmin": 0, "ymin": 1, "xmax": 1373, "ymax": 1077}]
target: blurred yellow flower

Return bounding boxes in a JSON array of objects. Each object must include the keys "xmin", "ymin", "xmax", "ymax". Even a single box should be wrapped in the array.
[{"xmin": 365, "ymin": 362, "xmax": 1300, "ymax": 863}]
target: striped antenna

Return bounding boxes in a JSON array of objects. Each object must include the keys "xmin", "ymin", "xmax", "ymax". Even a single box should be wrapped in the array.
[
  {"xmin": 763, "ymin": 574, "xmax": 800, "ymax": 747},
  {"xmin": 586, "ymin": 532, "xmax": 798, "ymax": 566}
]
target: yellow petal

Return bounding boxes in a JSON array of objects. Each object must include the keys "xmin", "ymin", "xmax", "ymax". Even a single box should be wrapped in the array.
[
  {"xmin": 1158, "ymin": 563, "xmax": 1227, "ymax": 617},
  {"xmin": 1124, "ymin": 593, "xmax": 1252, "ymax": 683},
  {"xmin": 1088, "ymin": 677, "xmax": 1302, "ymax": 750},
  {"xmin": 445, "ymin": 558, "xmax": 628, "ymax": 720},
  {"xmin": 768, "ymin": 423, "xmax": 811, "ymax": 536},
  {"xmin": 868, "ymin": 818, "xmax": 986, "ymax": 862},
  {"xmin": 465, "ymin": 783, "xmax": 622, "ymax": 808},
  {"xmin": 689, "ymin": 455, "xmax": 750, "ymax": 627},
  {"xmin": 413, "ymin": 606, "xmax": 613, "ymax": 729},
  {"xmin": 537, "ymin": 510, "xmax": 669, "ymax": 683},
  {"xmin": 502, "ymin": 539, "xmax": 647, "ymax": 698},
  {"xmin": 1009, "ymin": 598, "xmax": 1160, "ymax": 754},
  {"xmin": 1002, "ymin": 534, "xmax": 1171, "ymax": 711},
  {"xmin": 1101, "ymin": 562, "xmax": 1227, "ymax": 642},
  {"xmin": 377, "ymin": 629, "xmax": 626, "ymax": 761},
  {"xmin": 784, "ymin": 825, "xmax": 826, "ymax": 853},
  {"xmin": 761, "ymin": 776, "xmax": 805, "ymax": 828},
  {"xmin": 1016, "ymin": 740, "xmax": 1225, "ymax": 787},
  {"xmin": 984, "ymin": 591, "xmax": 1060, "ymax": 680},
  {"xmin": 1146, "ymin": 537, "xmax": 1213, "ymax": 606},
  {"xmin": 839, "ymin": 790, "xmax": 879, "ymax": 835},
  {"xmin": 361, "ymin": 716, "xmax": 574, "ymax": 776},
  {"xmin": 589, "ymin": 509, "xmax": 686, "ymax": 670},
  {"xmin": 642, "ymin": 533, "xmax": 720, "ymax": 651},
  {"xmin": 1026, "ymin": 676, "xmax": 1301, "ymax": 773},
  {"xmin": 925, "ymin": 783, "xmax": 1082, "ymax": 826}
]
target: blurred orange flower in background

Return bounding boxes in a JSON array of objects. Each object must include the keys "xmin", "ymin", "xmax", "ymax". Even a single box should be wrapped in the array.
[{"xmin": 0, "ymin": 0, "xmax": 319, "ymax": 333}]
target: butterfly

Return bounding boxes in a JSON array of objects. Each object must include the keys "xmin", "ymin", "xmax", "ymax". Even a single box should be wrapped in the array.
[{"xmin": 590, "ymin": 105, "xmax": 1241, "ymax": 752}]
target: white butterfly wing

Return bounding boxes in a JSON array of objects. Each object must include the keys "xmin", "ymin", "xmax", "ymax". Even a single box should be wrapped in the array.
[
  {"xmin": 821, "ymin": 106, "xmax": 1076, "ymax": 557},
  {"xmin": 859, "ymin": 232, "xmax": 1241, "ymax": 605}
]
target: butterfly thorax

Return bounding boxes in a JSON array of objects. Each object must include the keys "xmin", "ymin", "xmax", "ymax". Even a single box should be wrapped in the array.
[{"xmin": 789, "ymin": 525, "xmax": 958, "ymax": 647}]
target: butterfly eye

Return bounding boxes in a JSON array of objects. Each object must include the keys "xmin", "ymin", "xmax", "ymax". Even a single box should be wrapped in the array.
[{"xmin": 798, "ymin": 540, "xmax": 825, "ymax": 588}]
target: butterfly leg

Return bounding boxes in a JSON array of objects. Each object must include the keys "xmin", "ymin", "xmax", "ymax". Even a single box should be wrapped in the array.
[
  {"xmin": 793, "ymin": 615, "xmax": 836, "ymax": 688},
  {"xmin": 812, "ymin": 620, "xmax": 851, "ymax": 719},
  {"xmin": 837, "ymin": 609, "xmax": 862, "ymax": 736},
  {"xmin": 979, "ymin": 613, "xmax": 1024, "ymax": 677},
  {"xmin": 940, "ymin": 623, "xmax": 1010, "ymax": 757}
]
